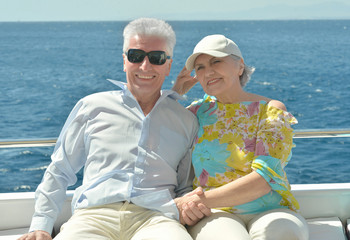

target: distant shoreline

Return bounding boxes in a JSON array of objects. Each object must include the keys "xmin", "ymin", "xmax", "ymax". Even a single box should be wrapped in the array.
[{"xmin": 1, "ymin": 18, "xmax": 350, "ymax": 24}]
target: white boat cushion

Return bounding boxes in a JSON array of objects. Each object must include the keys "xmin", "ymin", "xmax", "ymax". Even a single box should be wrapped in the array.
[
  {"xmin": 307, "ymin": 217, "xmax": 346, "ymax": 240},
  {"xmin": 0, "ymin": 217, "xmax": 347, "ymax": 240},
  {"xmin": 0, "ymin": 227, "xmax": 28, "ymax": 240}
]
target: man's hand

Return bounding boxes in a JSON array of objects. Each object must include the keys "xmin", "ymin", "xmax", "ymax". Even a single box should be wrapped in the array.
[
  {"xmin": 17, "ymin": 230, "xmax": 52, "ymax": 240},
  {"xmin": 175, "ymin": 187, "xmax": 211, "ymax": 226},
  {"xmin": 172, "ymin": 67, "xmax": 198, "ymax": 95}
]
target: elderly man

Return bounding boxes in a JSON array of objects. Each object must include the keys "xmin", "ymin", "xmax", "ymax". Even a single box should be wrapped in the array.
[{"xmin": 19, "ymin": 18, "xmax": 209, "ymax": 240}]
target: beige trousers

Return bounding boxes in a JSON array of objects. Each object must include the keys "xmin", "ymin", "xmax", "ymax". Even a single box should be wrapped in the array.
[
  {"xmin": 54, "ymin": 201, "xmax": 192, "ymax": 240},
  {"xmin": 187, "ymin": 208, "xmax": 309, "ymax": 240}
]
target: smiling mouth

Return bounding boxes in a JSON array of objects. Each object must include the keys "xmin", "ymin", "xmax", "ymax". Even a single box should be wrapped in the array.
[
  {"xmin": 136, "ymin": 74, "xmax": 155, "ymax": 80},
  {"xmin": 207, "ymin": 78, "xmax": 221, "ymax": 85}
]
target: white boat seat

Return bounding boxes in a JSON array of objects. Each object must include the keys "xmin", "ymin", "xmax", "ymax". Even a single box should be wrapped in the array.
[
  {"xmin": 0, "ymin": 217, "xmax": 348, "ymax": 240},
  {"xmin": 307, "ymin": 217, "xmax": 347, "ymax": 240},
  {"xmin": 0, "ymin": 227, "xmax": 28, "ymax": 240}
]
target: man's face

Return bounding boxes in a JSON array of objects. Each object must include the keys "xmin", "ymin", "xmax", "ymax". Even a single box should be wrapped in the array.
[{"xmin": 123, "ymin": 35, "xmax": 172, "ymax": 102}]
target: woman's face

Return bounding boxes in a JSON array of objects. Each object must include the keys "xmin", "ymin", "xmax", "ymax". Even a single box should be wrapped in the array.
[{"xmin": 194, "ymin": 54, "xmax": 244, "ymax": 102}]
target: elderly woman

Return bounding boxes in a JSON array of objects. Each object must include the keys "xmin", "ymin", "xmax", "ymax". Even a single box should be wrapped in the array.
[{"xmin": 173, "ymin": 34, "xmax": 309, "ymax": 240}]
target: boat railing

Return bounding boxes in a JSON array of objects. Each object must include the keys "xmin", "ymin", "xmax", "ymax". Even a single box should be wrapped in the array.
[
  {"xmin": 0, "ymin": 138, "xmax": 57, "ymax": 148},
  {"xmin": 0, "ymin": 128, "xmax": 349, "ymax": 148},
  {"xmin": 293, "ymin": 128, "xmax": 350, "ymax": 139}
]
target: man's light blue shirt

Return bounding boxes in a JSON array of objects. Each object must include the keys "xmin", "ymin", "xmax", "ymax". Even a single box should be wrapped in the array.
[{"xmin": 29, "ymin": 80, "xmax": 199, "ymax": 234}]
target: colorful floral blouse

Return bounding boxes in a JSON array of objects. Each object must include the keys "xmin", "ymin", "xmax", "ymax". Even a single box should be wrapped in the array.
[{"xmin": 188, "ymin": 94, "xmax": 299, "ymax": 215}]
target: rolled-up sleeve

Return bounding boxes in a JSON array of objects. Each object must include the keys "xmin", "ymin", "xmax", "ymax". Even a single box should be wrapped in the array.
[
  {"xmin": 29, "ymin": 100, "xmax": 88, "ymax": 234},
  {"xmin": 251, "ymin": 104, "xmax": 299, "ymax": 211}
]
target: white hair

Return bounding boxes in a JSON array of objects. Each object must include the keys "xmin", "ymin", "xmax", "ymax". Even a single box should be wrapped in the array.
[
  {"xmin": 231, "ymin": 55, "xmax": 255, "ymax": 87},
  {"xmin": 123, "ymin": 18, "xmax": 176, "ymax": 57}
]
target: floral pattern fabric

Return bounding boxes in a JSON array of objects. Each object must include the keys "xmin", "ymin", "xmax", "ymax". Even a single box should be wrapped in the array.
[{"xmin": 188, "ymin": 94, "xmax": 299, "ymax": 214}]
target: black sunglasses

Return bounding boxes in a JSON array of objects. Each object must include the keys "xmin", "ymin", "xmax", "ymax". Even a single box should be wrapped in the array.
[{"xmin": 125, "ymin": 49, "xmax": 171, "ymax": 65}]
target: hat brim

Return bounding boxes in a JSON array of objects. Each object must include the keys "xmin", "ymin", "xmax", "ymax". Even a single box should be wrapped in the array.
[{"xmin": 185, "ymin": 50, "xmax": 230, "ymax": 70}]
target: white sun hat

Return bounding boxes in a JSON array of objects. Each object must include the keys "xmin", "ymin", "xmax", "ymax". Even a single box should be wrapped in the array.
[{"xmin": 185, "ymin": 34, "xmax": 243, "ymax": 70}]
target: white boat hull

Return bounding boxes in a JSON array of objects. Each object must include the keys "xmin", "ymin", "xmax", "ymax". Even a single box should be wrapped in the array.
[{"xmin": 0, "ymin": 183, "xmax": 349, "ymax": 239}]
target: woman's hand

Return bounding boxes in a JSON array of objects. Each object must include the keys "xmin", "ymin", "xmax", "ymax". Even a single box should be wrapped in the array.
[
  {"xmin": 175, "ymin": 187, "xmax": 211, "ymax": 226},
  {"xmin": 172, "ymin": 67, "xmax": 198, "ymax": 95}
]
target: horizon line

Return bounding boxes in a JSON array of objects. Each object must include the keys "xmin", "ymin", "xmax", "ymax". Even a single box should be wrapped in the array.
[{"xmin": 1, "ymin": 18, "xmax": 350, "ymax": 23}]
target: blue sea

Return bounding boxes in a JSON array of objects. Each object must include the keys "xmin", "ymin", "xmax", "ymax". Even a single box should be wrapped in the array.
[{"xmin": 1, "ymin": 20, "xmax": 350, "ymax": 193}]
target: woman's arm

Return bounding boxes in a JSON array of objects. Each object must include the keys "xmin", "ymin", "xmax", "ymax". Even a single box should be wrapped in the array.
[
  {"xmin": 179, "ymin": 171, "xmax": 271, "ymax": 224},
  {"xmin": 181, "ymin": 171, "xmax": 271, "ymax": 210},
  {"xmin": 201, "ymin": 171, "xmax": 271, "ymax": 208},
  {"xmin": 172, "ymin": 67, "xmax": 198, "ymax": 95}
]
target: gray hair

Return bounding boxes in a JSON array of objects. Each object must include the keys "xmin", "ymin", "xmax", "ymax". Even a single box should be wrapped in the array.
[
  {"xmin": 123, "ymin": 18, "xmax": 176, "ymax": 57},
  {"xmin": 231, "ymin": 55, "xmax": 255, "ymax": 87}
]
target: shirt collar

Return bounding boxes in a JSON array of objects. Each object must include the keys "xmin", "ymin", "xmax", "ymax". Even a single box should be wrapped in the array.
[{"xmin": 107, "ymin": 79, "xmax": 127, "ymax": 90}]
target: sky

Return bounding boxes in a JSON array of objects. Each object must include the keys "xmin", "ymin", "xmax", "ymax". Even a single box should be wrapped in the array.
[{"xmin": 1, "ymin": 0, "xmax": 350, "ymax": 22}]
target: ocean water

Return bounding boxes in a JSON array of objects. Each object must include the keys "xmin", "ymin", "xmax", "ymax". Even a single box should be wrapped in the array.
[{"xmin": 1, "ymin": 20, "xmax": 350, "ymax": 193}]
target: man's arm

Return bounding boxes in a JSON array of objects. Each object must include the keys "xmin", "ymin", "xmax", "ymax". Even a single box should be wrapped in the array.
[
  {"xmin": 174, "ymin": 150, "xmax": 211, "ymax": 226},
  {"xmin": 22, "ymin": 100, "xmax": 88, "ymax": 237},
  {"xmin": 173, "ymin": 106, "xmax": 211, "ymax": 225}
]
